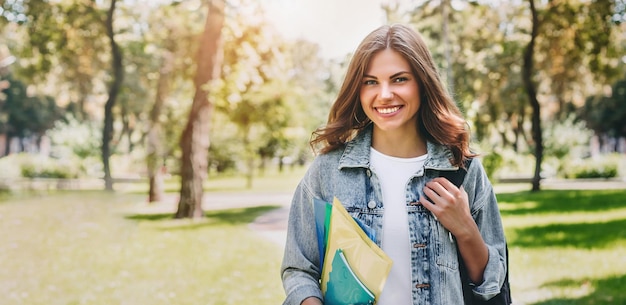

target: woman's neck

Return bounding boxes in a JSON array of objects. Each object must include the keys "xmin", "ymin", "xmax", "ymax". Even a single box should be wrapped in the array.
[{"xmin": 371, "ymin": 126, "xmax": 427, "ymax": 158}]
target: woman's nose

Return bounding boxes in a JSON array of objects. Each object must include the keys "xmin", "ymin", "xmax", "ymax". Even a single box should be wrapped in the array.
[{"xmin": 380, "ymin": 83, "xmax": 394, "ymax": 100}]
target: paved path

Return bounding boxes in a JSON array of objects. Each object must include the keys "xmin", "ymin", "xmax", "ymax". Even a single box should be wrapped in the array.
[
  {"xmin": 137, "ymin": 191, "xmax": 293, "ymax": 249},
  {"xmin": 202, "ymin": 191, "xmax": 292, "ymax": 249}
]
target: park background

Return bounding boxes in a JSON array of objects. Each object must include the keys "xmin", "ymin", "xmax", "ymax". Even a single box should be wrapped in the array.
[{"xmin": 1, "ymin": 0, "xmax": 626, "ymax": 304}]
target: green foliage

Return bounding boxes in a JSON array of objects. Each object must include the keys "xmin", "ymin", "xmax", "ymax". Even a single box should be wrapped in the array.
[
  {"xmin": 396, "ymin": 0, "xmax": 625, "ymax": 159},
  {"xmin": 208, "ymin": 2, "xmax": 330, "ymax": 183},
  {"xmin": 20, "ymin": 160, "xmax": 76, "ymax": 179},
  {"xmin": 0, "ymin": 75, "xmax": 63, "ymax": 136},
  {"xmin": 208, "ymin": 142, "xmax": 238, "ymax": 174},
  {"xmin": 541, "ymin": 115, "xmax": 595, "ymax": 178},
  {"xmin": 543, "ymin": 115, "xmax": 593, "ymax": 160},
  {"xmin": 571, "ymin": 165, "xmax": 618, "ymax": 179},
  {"xmin": 47, "ymin": 115, "xmax": 101, "ymax": 159},
  {"xmin": 0, "ymin": 153, "xmax": 80, "ymax": 179},
  {"xmin": 579, "ymin": 78, "xmax": 626, "ymax": 141},
  {"xmin": 564, "ymin": 156, "xmax": 620, "ymax": 179},
  {"xmin": 0, "ymin": 153, "xmax": 26, "ymax": 179},
  {"xmin": 481, "ymin": 151, "xmax": 503, "ymax": 181},
  {"xmin": 2, "ymin": 0, "xmax": 624, "ymax": 187},
  {"xmin": 475, "ymin": 141, "xmax": 535, "ymax": 180}
]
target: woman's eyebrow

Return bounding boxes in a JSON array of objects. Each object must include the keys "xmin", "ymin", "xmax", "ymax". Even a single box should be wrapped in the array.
[{"xmin": 362, "ymin": 71, "xmax": 411, "ymax": 79}]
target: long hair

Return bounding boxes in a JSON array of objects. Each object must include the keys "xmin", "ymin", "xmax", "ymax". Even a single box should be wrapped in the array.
[{"xmin": 310, "ymin": 24, "xmax": 474, "ymax": 167}]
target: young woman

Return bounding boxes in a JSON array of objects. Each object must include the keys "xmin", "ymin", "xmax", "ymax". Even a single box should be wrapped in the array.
[{"xmin": 281, "ymin": 23, "xmax": 507, "ymax": 305}]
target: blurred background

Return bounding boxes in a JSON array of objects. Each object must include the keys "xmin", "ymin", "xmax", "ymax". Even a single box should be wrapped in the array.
[
  {"xmin": 0, "ymin": 0, "xmax": 625, "ymax": 304},
  {"xmin": 0, "ymin": 0, "xmax": 624, "ymax": 190}
]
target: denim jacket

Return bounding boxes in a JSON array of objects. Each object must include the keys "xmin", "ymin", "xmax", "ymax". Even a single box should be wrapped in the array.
[{"xmin": 281, "ymin": 126, "xmax": 508, "ymax": 305}]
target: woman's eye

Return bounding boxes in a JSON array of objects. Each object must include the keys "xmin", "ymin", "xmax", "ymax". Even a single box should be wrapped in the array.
[
  {"xmin": 394, "ymin": 77, "xmax": 408, "ymax": 83},
  {"xmin": 363, "ymin": 79, "xmax": 377, "ymax": 85}
]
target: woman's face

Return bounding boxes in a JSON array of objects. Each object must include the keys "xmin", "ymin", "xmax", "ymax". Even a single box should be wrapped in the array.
[{"xmin": 359, "ymin": 48, "xmax": 421, "ymax": 135}]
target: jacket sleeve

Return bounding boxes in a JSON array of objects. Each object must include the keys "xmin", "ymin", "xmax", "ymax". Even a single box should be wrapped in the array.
[
  {"xmin": 464, "ymin": 158, "xmax": 508, "ymax": 300},
  {"xmin": 280, "ymin": 166, "xmax": 324, "ymax": 305}
]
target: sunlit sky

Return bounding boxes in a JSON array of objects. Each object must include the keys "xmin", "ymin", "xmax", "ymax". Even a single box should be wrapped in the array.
[{"xmin": 263, "ymin": 0, "xmax": 393, "ymax": 60}]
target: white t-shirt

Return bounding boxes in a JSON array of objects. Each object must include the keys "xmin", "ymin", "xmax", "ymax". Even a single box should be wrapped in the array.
[{"xmin": 370, "ymin": 147, "xmax": 427, "ymax": 305}]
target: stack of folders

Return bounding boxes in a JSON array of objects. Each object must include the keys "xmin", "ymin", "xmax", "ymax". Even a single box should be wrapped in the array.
[{"xmin": 313, "ymin": 197, "xmax": 392, "ymax": 305}]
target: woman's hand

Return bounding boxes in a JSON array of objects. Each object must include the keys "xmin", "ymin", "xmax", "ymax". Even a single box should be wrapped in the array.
[{"xmin": 420, "ymin": 177, "xmax": 474, "ymax": 238}]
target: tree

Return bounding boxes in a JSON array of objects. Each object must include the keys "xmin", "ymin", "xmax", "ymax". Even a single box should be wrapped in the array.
[
  {"xmin": 211, "ymin": 4, "xmax": 298, "ymax": 188},
  {"xmin": 102, "ymin": 0, "xmax": 124, "ymax": 191},
  {"xmin": 175, "ymin": 0, "xmax": 224, "ymax": 219},
  {"xmin": 611, "ymin": 79, "xmax": 626, "ymax": 139},
  {"xmin": 146, "ymin": 5, "xmax": 197, "ymax": 202},
  {"xmin": 145, "ymin": 47, "xmax": 172, "ymax": 202},
  {"xmin": 2, "ymin": 0, "xmax": 109, "ymax": 121},
  {"xmin": 579, "ymin": 77, "xmax": 626, "ymax": 151},
  {"xmin": 523, "ymin": 0, "xmax": 542, "ymax": 191},
  {"xmin": 0, "ymin": 75, "xmax": 63, "ymax": 155},
  {"xmin": 396, "ymin": 0, "xmax": 624, "ymax": 186}
]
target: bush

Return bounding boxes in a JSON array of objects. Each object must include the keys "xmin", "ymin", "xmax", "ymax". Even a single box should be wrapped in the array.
[
  {"xmin": 565, "ymin": 156, "xmax": 621, "ymax": 179},
  {"xmin": 0, "ymin": 153, "xmax": 80, "ymax": 179},
  {"xmin": 19, "ymin": 155, "xmax": 79, "ymax": 179},
  {"xmin": 482, "ymin": 151, "xmax": 504, "ymax": 180},
  {"xmin": 572, "ymin": 166, "xmax": 618, "ymax": 179},
  {"xmin": 47, "ymin": 115, "xmax": 101, "ymax": 159},
  {"xmin": 0, "ymin": 154, "xmax": 25, "ymax": 179}
]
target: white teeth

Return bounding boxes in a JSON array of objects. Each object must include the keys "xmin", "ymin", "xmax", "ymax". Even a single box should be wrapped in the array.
[{"xmin": 377, "ymin": 106, "xmax": 400, "ymax": 114}]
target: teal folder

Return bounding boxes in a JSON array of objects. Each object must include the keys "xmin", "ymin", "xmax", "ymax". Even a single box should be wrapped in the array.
[{"xmin": 325, "ymin": 249, "xmax": 375, "ymax": 305}]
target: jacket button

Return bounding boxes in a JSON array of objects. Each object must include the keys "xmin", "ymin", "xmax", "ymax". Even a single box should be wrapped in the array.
[
  {"xmin": 367, "ymin": 200, "xmax": 377, "ymax": 209},
  {"xmin": 366, "ymin": 169, "xmax": 372, "ymax": 177}
]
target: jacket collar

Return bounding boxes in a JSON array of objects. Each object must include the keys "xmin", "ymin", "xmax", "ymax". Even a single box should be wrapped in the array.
[{"xmin": 338, "ymin": 124, "xmax": 457, "ymax": 170}]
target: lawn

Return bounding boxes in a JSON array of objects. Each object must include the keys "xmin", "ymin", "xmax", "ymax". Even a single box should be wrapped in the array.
[
  {"xmin": 0, "ymin": 191, "xmax": 286, "ymax": 305},
  {"xmin": 500, "ymin": 189, "xmax": 626, "ymax": 305},
  {"xmin": 0, "ymin": 176, "xmax": 625, "ymax": 305}
]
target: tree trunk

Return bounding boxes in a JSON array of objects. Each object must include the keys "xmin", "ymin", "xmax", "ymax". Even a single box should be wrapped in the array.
[
  {"xmin": 523, "ymin": 0, "xmax": 543, "ymax": 192},
  {"xmin": 175, "ymin": 0, "xmax": 224, "ymax": 219},
  {"xmin": 147, "ymin": 123, "xmax": 165, "ymax": 203},
  {"xmin": 242, "ymin": 124, "xmax": 254, "ymax": 189},
  {"xmin": 147, "ymin": 50, "xmax": 174, "ymax": 203},
  {"xmin": 102, "ymin": 0, "xmax": 124, "ymax": 191}
]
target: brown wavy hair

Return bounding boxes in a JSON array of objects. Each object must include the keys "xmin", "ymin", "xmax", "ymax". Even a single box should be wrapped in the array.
[{"xmin": 310, "ymin": 24, "xmax": 474, "ymax": 167}]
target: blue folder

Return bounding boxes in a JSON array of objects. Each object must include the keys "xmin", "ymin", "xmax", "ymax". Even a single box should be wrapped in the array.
[{"xmin": 313, "ymin": 198, "xmax": 376, "ymax": 270}]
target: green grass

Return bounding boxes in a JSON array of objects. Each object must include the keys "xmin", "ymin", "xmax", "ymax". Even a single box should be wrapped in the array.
[
  {"xmin": 498, "ymin": 189, "xmax": 626, "ymax": 305},
  {"xmin": 1, "ymin": 175, "xmax": 625, "ymax": 305},
  {"xmin": 0, "ymin": 191, "xmax": 286, "ymax": 305}
]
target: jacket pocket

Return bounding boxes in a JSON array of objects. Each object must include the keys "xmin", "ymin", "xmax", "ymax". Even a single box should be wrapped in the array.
[{"xmin": 434, "ymin": 220, "xmax": 460, "ymax": 270}]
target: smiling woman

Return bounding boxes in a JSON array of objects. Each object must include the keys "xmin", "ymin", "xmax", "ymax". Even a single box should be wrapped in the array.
[{"xmin": 280, "ymin": 23, "xmax": 509, "ymax": 305}]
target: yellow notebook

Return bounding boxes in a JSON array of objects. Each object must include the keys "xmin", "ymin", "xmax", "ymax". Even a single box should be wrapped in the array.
[{"xmin": 321, "ymin": 197, "xmax": 392, "ymax": 301}]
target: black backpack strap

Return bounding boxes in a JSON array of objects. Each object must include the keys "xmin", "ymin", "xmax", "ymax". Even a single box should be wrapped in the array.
[{"xmin": 439, "ymin": 158, "xmax": 472, "ymax": 188}]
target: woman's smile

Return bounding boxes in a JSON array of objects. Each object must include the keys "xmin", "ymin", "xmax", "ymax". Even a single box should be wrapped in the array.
[{"xmin": 376, "ymin": 106, "xmax": 402, "ymax": 115}]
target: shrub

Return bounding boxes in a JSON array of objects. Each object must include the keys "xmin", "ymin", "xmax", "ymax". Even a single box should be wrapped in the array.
[
  {"xmin": 565, "ymin": 156, "xmax": 620, "ymax": 179},
  {"xmin": 19, "ymin": 155, "xmax": 79, "ymax": 179},
  {"xmin": 482, "ymin": 151, "xmax": 504, "ymax": 180}
]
